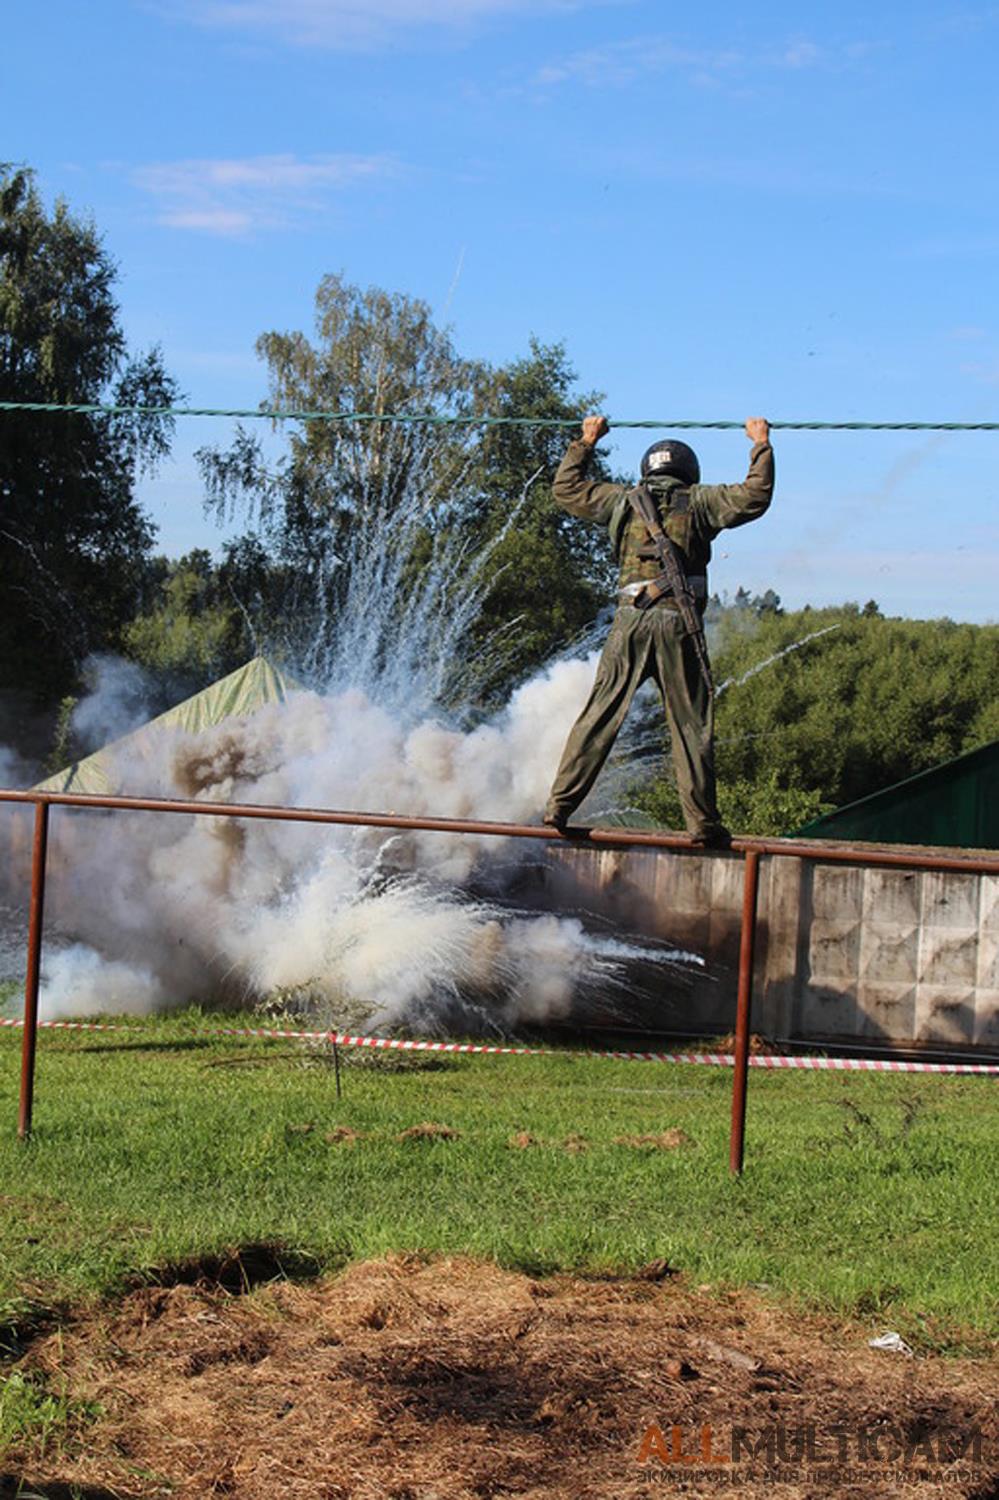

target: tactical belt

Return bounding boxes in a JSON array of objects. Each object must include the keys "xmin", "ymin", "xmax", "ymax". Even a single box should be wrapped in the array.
[{"xmin": 618, "ymin": 575, "xmax": 707, "ymax": 608}]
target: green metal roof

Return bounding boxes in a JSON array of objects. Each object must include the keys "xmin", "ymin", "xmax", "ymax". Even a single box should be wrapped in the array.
[{"xmin": 795, "ymin": 739, "xmax": 999, "ymax": 850}]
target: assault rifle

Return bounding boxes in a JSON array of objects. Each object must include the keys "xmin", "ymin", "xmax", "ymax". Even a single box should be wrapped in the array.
[{"xmin": 627, "ymin": 483, "xmax": 713, "ymax": 695}]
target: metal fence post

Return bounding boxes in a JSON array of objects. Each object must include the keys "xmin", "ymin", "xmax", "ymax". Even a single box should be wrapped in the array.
[
  {"xmin": 18, "ymin": 799, "xmax": 50, "ymax": 1140},
  {"xmin": 729, "ymin": 849, "xmax": 760, "ymax": 1175}
]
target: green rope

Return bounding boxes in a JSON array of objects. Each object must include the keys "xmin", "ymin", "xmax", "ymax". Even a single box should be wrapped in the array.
[{"xmin": 0, "ymin": 400, "xmax": 996, "ymax": 431}]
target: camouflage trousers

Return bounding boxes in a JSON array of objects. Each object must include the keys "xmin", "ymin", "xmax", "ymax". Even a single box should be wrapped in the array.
[{"xmin": 544, "ymin": 604, "xmax": 724, "ymax": 837}]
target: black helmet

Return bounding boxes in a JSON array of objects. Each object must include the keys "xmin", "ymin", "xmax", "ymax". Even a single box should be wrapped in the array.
[{"xmin": 640, "ymin": 438, "xmax": 700, "ymax": 486}]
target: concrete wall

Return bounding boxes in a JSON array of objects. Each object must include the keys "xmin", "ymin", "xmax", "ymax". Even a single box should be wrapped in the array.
[{"xmin": 541, "ymin": 843, "xmax": 999, "ymax": 1052}]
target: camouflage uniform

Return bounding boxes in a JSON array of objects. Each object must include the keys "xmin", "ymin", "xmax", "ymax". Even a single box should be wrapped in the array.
[{"xmin": 544, "ymin": 438, "xmax": 775, "ymax": 837}]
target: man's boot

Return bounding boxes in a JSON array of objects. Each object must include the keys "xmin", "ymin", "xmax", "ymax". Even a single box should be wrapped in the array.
[
  {"xmin": 543, "ymin": 805, "xmax": 571, "ymax": 833},
  {"xmin": 689, "ymin": 824, "xmax": 732, "ymax": 850}
]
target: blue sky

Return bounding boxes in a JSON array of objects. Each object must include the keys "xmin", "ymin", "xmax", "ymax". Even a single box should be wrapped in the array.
[{"xmin": 5, "ymin": 0, "xmax": 999, "ymax": 620}]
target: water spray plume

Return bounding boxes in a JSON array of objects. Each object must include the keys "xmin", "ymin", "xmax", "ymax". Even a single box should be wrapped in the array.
[{"xmin": 716, "ymin": 625, "xmax": 841, "ymax": 697}]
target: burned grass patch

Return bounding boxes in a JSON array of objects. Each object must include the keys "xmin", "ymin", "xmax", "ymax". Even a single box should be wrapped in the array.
[{"xmin": 4, "ymin": 1256, "xmax": 996, "ymax": 1499}]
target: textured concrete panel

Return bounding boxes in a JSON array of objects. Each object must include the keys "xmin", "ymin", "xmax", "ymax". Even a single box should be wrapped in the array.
[
  {"xmin": 865, "ymin": 868, "xmax": 920, "ymax": 925},
  {"xmin": 545, "ymin": 842, "xmax": 995, "ymax": 1052},
  {"xmin": 671, "ymin": 978, "xmax": 735, "ymax": 1031},
  {"xmin": 799, "ymin": 983, "xmax": 858, "ymax": 1037},
  {"xmin": 674, "ymin": 860, "xmax": 719, "ymax": 915},
  {"xmin": 650, "ymin": 851, "xmax": 712, "ymax": 949},
  {"xmin": 707, "ymin": 908, "xmax": 742, "ymax": 967},
  {"xmin": 921, "ymin": 871, "xmax": 980, "ymax": 928},
  {"xmin": 860, "ymin": 922, "xmax": 920, "ymax": 983},
  {"xmin": 811, "ymin": 865, "xmax": 865, "ymax": 919},
  {"xmin": 809, "ymin": 918, "xmax": 862, "ymax": 982},
  {"xmin": 915, "ymin": 987, "xmax": 976, "ymax": 1044},
  {"xmin": 759, "ymin": 860, "xmax": 801, "ymax": 970},
  {"xmin": 857, "ymin": 983, "xmax": 917, "ymax": 1040},
  {"xmin": 757, "ymin": 859, "xmax": 805, "ymax": 1039},
  {"xmin": 973, "ymin": 993, "xmax": 999, "ymax": 1046},
  {"xmin": 918, "ymin": 927, "xmax": 979, "ymax": 987},
  {"xmin": 977, "ymin": 932, "xmax": 999, "ymax": 990},
  {"xmin": 980, "ymin": 877, "xmax": 999, "ymax": 932}
]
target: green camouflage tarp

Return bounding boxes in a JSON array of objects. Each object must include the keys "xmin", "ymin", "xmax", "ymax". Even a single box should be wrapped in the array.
[{"xmin": 34, "ymin": 657, "xmax": 304, "ymax": 796}]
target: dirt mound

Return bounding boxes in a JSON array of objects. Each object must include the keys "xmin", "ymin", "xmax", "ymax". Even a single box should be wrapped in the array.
[
  {"xmin": 398, "ymin": 1121, "xmax": 461, "ymax": 1142},
  {"xmin": 613, "ymin": 1129, "xmax": 690, "ymax": 1150},
  {"xmin": 5, "ymin": 1256, "xmax": 997, "ymax": 1499}
]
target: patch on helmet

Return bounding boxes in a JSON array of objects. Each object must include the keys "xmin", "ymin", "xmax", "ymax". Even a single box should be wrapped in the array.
[{"xmin": 647, "ymin": 449, "xmax": 673, "ymax": 470}]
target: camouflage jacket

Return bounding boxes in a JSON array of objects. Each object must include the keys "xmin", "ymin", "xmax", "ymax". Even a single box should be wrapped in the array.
[{"xmin": 552, "ymin": 439, "xmax": 775, "ymax": 592}]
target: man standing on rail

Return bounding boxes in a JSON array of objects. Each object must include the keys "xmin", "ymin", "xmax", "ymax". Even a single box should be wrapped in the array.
[{"xmin": 543, "ymin": 414, "xmax": 774, "ymax": 847}]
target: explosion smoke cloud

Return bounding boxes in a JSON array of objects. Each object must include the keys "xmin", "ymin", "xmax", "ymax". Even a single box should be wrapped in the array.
[
  {"xmin": 3, "ymin": 425, "xmax": 704, "ymax": 1028},
  {"xmin": 24, "ymin": 656, "xmax": 699, "ymax": 1028}
]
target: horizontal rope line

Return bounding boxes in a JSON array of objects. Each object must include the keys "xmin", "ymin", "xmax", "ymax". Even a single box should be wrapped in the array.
[
  {"xmin": 2, "ymin": 1016, "xmax": 997, "ymax": 1073},
  {"xmin": 0, "ymin": 401, "xmax": 997, "ymax": 432}
]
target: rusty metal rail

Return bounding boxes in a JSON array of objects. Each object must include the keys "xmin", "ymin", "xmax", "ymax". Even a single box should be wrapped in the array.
[{"xmin": 3, "ymin": 787, "xmax": 999, "ymax": 1167}]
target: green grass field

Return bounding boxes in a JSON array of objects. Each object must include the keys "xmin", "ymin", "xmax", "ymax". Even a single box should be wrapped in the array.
[{"xmin": 1, "ymin": 1011, "xmax": 997, "ymax": 1351}]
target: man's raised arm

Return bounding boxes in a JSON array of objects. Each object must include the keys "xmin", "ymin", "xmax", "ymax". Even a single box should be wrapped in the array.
[
  {"xmin": 693, "ymin": 417, "xmax": 775, "ymax": 531},
  {"xmin": 551, "ymin": 414, "xmax": 623, "ymax": 524}
]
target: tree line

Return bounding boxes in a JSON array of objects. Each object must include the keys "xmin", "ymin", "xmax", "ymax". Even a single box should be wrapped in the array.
[
  {"xmin": 3, "ymin": 166, "xmax": 998, "ymax": 831},
  {"xmin": 634, "ymin": 596, "xmax": 999, "ymax": 833},
  {"xmin": 0, "ymin": 165, "xmax": 610, "ymax": 714}
]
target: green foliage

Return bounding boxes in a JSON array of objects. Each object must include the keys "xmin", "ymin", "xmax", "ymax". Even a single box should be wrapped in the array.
[
  {"xmin": 715, "ymin": 606, "xmax": 999, "ymax": 798},
  {"xmin": 44, "ymin": 695, "xmax": 78, "ymax": 775},
  {"xmin": 718, "ymin": 772, "xmax": 830, "ymax": 836},
  {"xmin": 634, "ymin": 604, "xmax": 999, "ymax": 835},
  {"xmin": 0, "ymin": 1371, "xmax": 98, "ymax": 1459},
  {"xmin": 123, "ymin": 550, "xmax": 252, "ymax": 688},
  {"xmin": 195, "ymin": 278, "xmax": 612, "ymax": 702},
  {"xmin": 630, "ymin": 774, "xmax": 684, "ymax": 829},
  {"xmin": 0, "ymin": 165, "xmax": 178, "ymax": 699},
  {"xmin": 456, "ymin": 339, "xmax": 616, "ymax": 698},
  {"xmin": 635, "ymin": 768, "xmax": 830, "ymax": 838},
  {"xmin": 199, "ymin": 272, "xmax": 482, "ymax": 543}
]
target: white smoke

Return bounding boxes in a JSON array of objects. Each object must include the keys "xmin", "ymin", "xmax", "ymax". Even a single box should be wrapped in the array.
[
  {"xmin": 0, "ymin": 743, "xmax": 33, "ymax": 789},
  {"xmin": 71, "ymin": 654, "xmax": 160, "ymax": 752},
  {"xmin": 30, "ymin": 655, "xmax": 699, "ymax": 1027},
  {"xmin": 0, "ymin": 748, "xmax": 34, "ymax": 989},
  {"xmin": 38, "ymin": 946, "xmax": 167, "ymax": 1018}
]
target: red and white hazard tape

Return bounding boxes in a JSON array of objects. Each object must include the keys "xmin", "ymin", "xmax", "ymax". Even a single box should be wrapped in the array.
[{"xmin": 2, "ymin": 1015, "xmax": 998, "ymax": 1074}]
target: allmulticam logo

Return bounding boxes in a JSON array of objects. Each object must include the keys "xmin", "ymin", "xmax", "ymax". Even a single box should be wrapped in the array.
[{"xmin": 636, "ymin": 1421, "xmax": 986, "ymax": 1476}]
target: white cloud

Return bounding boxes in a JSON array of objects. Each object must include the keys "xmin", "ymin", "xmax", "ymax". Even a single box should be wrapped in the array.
[
  {"xmin": 132, "ymin": 152, "xmax": 397, "ymax": 235},
  {"xmin": 960, "ymin": 359, "xmax": 999, "ymax": 385},
  {"xmin": 164, "ymin": 208, "xmax": 256, "ymax": 234},
  {"xmin": 155, "ymin": 0, "xmax": 588, "ymax": 50},
  {"xmin": 529, "ymin": 31, "xmax": 871, "ymax": 91},
  {"xmin": 780, "ymin": 39, "xmax": 821, "ymax": 67},
  {"xmin": 576, "ymin": 144, "xmax": 918, "ymax": 202},
  {"xmin": 531, "ymin": 37, "xmax": 742, "ymax": 89},
  {"xmin": 738, "ymin": 541, "xmax": 999, "ymax": 622}
]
